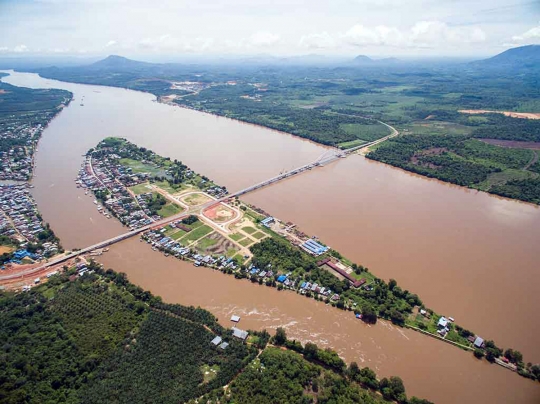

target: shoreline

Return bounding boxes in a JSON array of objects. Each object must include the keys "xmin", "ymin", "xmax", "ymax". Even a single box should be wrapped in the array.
[{"xmin": 16, "ymin": 69, "xmax": 537, "ymax": 207}]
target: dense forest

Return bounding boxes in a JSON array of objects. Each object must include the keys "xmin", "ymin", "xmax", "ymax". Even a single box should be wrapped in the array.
[
  {"xmin": 0, "ymin": 262, "xmax": 434, "ymax": 404},
  {"xmin": 0, "ymin": 264, "xmax": 255, "ymax": 404}
]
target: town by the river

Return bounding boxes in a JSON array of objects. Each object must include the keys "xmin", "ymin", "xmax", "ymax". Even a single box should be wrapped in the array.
[{"xmin": 2, "ymin": 70, "xmax": 539, "ymax": 404}]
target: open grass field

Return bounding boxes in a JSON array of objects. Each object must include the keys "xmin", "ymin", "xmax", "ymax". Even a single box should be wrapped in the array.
[
  {"xmin": 239, "ymin": 238, "xmax": 254, "ymax": 247},
  {"xmin": 196, "ymin": 234, "xmax": 218, "ymax": 250},
  {"xmin": 129, "ymin": 182, "xmax": 152, "ymax": 195},
  {"xmin": 157, "ymin": 202, "xmax": 183, "ymax": 218},
  {"xmin": 179, "ymin": 224, "xmax": 213, "ymax": 244},
  {"xmin": 339, "ymin": 122, "xmax": 391, "ymax": 142},
  {"xmin": 182, "ymin": 192, "xmax": 212, "ymax": 206},
  {"xmin": 199, "ymin": 232, "xmax": 238, "ymax": 255},
  {"xmin": 170, "ymin": 229, "xmax": 187, "ymax": 240},
  {"xmin": 119, "ymin": 158, "xmax": 166, "ymax": 176},
  {"xmin": 229, "ymin": 233, "xmax": 244, "ymax": 242},
  {"xmin": 252, "ymin": 231, "xmax": 266, "ymax": 240},
  {"xmin": 241, "ymin": 226, "xmax": 257, "ymax": 235},
  {"xmin": 154, "ymin": 180, "xmax": 184, "ymax": 194}
]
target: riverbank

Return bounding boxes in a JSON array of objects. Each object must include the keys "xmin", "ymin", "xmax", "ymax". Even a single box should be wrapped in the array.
[
  {"xmin": 2, "ymin": 71, "xmax": 539, "ymax": 403},
  {"xmin": 75, "ymin": 137, "xmax": 540, "ymax": 383}
]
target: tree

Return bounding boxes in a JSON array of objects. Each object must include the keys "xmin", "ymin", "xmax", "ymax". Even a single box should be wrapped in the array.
[
  {"xmin": 273, "ymin": 327, "xmax": 287, "ymax": 346},
  {"xmin": 359, "ymin": 367, "xmax": 379, "ymax": 390},
  {"xmin": 504, "ymin": 349, "xmax": 523, "ymax": 364},
  {"xmin": 347, "ymin": 362, "xmax": 361, "ymax": 381},
  {"xmin": 388, "ymin": 279, "xmax": 397, "ymax": 290},
  {"xmin": 303, "ymin": 342, "xmax": 318, "ymax": 360},
  {"xmin": 361, "ymin": 304, "xmax": 377, "ymax": 324},
  {"xmin": 473, "ymin": 349, "xmax": 484, "ymax": 359}
]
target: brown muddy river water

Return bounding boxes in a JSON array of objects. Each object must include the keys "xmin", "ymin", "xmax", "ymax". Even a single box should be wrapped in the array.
[{"xmin": 2, "ymin": 70, "xmax": 539, "ymax": 403}]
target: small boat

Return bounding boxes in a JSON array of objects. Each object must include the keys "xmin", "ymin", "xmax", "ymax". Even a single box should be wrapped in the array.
[{"xmin": 93, "ymin": 200, "xmax": 98, "ymax": 204}]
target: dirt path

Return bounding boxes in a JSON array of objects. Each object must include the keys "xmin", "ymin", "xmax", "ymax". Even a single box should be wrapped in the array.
[
  {"xmin": 524, "ymin": 150, "xmax": 539, "ymax": 171},
  {"xmin": 459, "ymin": 109, "xmax": 540, "ymax": 120}
]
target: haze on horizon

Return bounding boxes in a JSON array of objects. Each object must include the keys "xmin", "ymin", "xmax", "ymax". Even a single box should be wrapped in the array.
[{"xmin": 0, "ymin": 0, "xmax": 539, "ymax": 62}]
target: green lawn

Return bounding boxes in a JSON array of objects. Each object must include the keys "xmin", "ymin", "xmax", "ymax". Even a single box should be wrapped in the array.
[
  {"xmin": 130, "ymin": 183, "xmax": 152, "ymax": 195},
  {"xmin": 154, "ymin": 180, "xmax": 184, "ymax": 194},
  {"xmin": 229, "ymin": 233, "xmax": 244, "ymax": 241},
  {"xmin": 196, "ymin": 234, "xmax": 218, "ymax": 250},
  {"xmin": 226, "ymin": 248, "xmax": 238, "ymax": 258},
  {"xmin": 157, "ymin": 203, "xmax": 183, "ymax": 218},
  {"xmin": 239, "ymin": 238, "xmax": 254, "ymax": 247},
  {"xmin": 339, "ymin": 122, "xmax": 391, "ymax": 142},
  {"xmin": 170, "ymin": 229, "xmax": 187, "ymax": 240},
  {"xmin": 179, "ymin": 225, "xmax": 213, "ymax": 244},
  {"xmin": 252, "ymin": 231, "xmax": 266, "ymax": 240},
  {"xmin": 242, "ymin": 226, "xmax": 257, "ymax": 235},
  {"xmin": 119, "ymin": 158, "xmax": 164, "ymax": 175}
]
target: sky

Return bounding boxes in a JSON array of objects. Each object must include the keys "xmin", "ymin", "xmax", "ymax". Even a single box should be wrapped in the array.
[{"xmin": 0, "ymin": 0, "xmax": 539, "ymax": 60}]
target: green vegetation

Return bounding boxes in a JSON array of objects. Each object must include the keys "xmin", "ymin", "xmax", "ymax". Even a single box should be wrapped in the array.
[
  {"xmin": 1, "ymin": 262, "xmax": 433, "ymax": 404},
  {"xmin": 367, "ymin": 134, "xmax": 540, "ymax": 203},
  {"xmin": 0, "ymin": 264, "xmax": 256, "ymax": 404},
  {"xmin": 229, "ymin": 233, "xmax": 244, "ymax": 242},
  {"xmin": 241, "ymin": 226, "xmax": 257, "ymax": 234},
  {"xmin": 157, "ymin": 202, "xmax": 183, "ymax": 218},
  {"xmin": 250, "ymin": 238, "xmax": 420, "ymax": 325},
  {"xmin": 180, "ymin": 224, "xmax": 213, "ymax": 244},
  {"xmin": 36, "ymin": 54, "xmax": 540, "ymax": 203},
  {"xmin": 129, "ymin": 183, "xmax": 152, "ymax": 195}
]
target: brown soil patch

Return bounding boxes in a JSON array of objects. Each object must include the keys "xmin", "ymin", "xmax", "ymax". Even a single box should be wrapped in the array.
[
  {"xmin": 410, "ymin": 147, "xmax": 447, "ymax": 169},
  {"xmin": 0, "ymin": 245, "xmax": 15, "ymax": 254},
  {"xmin": 203, "ymin": 203, "xmax": 237, "ymax": 223},
  {"xmin": 478, "ymin": 139, "xmax": 540, "ymax": 150},
  {"xmin": 321, "ymin": 264, "xmax": 346, "ymax": 281},
  {"xmin": 203, "ymin": 232, "xmax": 237, "ymax": 255},
  {"xmin": 459, "ymin": 110, "xmax": 540, "ymax": 120}
]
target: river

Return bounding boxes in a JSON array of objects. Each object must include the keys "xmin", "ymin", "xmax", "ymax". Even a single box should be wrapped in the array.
[{"xmin": 2, "ymin": 70, "xmax": 539, "ymax": 403}]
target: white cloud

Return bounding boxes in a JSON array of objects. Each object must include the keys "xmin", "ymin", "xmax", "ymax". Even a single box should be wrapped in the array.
[
  {"xmin": 249, "ymin": 31, "xmax": 280, "ymax": 47},
  {"xmin": 299, "ymin": 32, "xmax": 336, "ymax": 49},
  {"xmin": 511, "ymin": 23, "xmax": 540, "ymax": 44},
  {"xmin": 105, "ymin": 40, "xmax": 117, "ymax": 47},
  {"xmin": 341, "ymin": 24, "xmax": 405, "ymax": 47},
  {"xmin": 332, "ymin": 21, "xmax": 487, "ymax": 49},
  {"xmin": 13, "ymin": 44, "xmax": 29, "ymax": 53}
]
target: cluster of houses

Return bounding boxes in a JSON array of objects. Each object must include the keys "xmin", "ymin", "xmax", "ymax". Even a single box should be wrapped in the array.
[
  {"xmin": 209, "ymin": 314, "xmax": 249, "ymax": 350},
  {"xmin": 0, "ymin": 184, "xmax": 60, "ymax": 259},
  {"xmin": 0, "ymin": 115, "xmax": 47, "ymax": 181},
  {"xmin": 142, "ymin": 228, "xmax": 239, "ymax": 270},
  {"xmin": 435, "ymin": 315, "xmax": 485, "ymax": 349},
  {"xmin": 248, "ymin": 266, "xmax": 340, "ymax": 301},
  {"xmin": 77, "ymin": 155, "xmax": 158, "ymax": 229}
]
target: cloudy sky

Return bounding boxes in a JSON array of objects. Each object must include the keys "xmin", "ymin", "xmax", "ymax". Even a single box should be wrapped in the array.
[{"xmin": 1, "ymin": 0, "xmax": 539, "ymax": 60}]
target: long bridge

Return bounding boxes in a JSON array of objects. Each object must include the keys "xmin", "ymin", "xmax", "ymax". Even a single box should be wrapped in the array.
[{"xmin": 0, "ymin": 123, "xmax": 398, "ymax": 282}]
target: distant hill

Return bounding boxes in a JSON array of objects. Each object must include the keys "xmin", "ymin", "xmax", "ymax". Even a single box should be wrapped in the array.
[
  {"xmin": 352, "ymin": 55, "xmax": 373, "ymax": 64},
  {"xmin": 86, "ymin": 54, "xmax": 155, "ymax": 71},
  {"xmin": 473, "ymin": 45, "xmax": 540, "ymax": 69}
]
